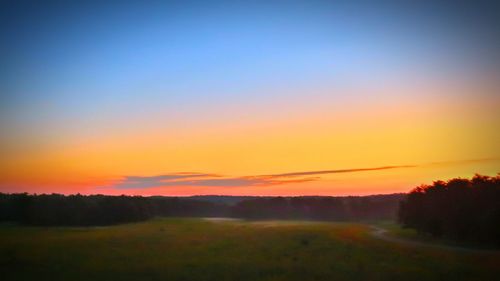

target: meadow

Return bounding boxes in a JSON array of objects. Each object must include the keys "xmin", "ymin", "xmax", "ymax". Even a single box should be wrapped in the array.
[{"xmin": 1, "ymin": 218, "xmax": 499, "ymax": 281}]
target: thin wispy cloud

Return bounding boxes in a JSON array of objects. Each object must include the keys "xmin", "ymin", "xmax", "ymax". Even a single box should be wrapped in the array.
[
  {"xmin": 109, "ymin": 158, "xmax": 499, "ymax": 190},
  {"xmin": 265, "ymin": 165, "xmax": 417, "ymax": 178},
  {"xmin": 265, "ymin": 158, "xmax": 500, "ymax": 179},
  {"xmin": 426, "ymin": 157, "xmax": 500, "ymax": 166},
  {"xmin": 111, "ymin": 165, "xmax": 414, "ymax": 189},
  {"xmin": 113, "ymin": 173, "xmax": 317, "ymax": 189},
  {"xmin": 115, "ymin": 173, "xmax": 218, "ymax": 189}
]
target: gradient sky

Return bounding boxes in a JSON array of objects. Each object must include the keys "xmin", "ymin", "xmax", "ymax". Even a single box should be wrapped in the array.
[{"xmin": 1, "ymin": 1, "xmax": 499, "ymax": 196}]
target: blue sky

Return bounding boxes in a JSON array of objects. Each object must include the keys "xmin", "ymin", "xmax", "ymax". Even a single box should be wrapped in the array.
[{"xmin": 1, "ymin": 1, "xmax": 499, "ymax": 195}]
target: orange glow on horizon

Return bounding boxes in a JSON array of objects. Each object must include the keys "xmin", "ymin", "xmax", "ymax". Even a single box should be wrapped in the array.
[{"xmin": 1, "ymin": 72, "xmax": 499, "ymax": 196}]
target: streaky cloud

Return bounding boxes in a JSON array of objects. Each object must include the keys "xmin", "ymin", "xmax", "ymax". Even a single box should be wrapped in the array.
[
  {"xmin": 110, "ymin": 157, "xmax": 498, "ymax": 189},
  {"xmin": 425, "ymin": 157, "xmax": 500, "ymax": 166},
  {"xmin": 265, "ymin": 165, "xmax": 417, "ymax": 178},
  {"xmin": 113, "ymin": 173, "xmax": 318, "ymax": 189},
  {"xmin": 111, "ymin": 165, "xmax": 415, "ymax": 189},
  {"xmin": 265, "ymin": 157, "xmax": 500, "ymax": 179},
  {"xmin": 115, "ymin": 173, "xmax": 220, "ymax": 189}
]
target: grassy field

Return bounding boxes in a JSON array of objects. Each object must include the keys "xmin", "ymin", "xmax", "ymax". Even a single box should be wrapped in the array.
[{"xmin": 1, "ymin": 218, "xmax": 499, "ymax": 281}]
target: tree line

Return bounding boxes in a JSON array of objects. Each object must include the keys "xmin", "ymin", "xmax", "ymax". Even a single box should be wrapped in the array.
[
  {"xmin": 232, "ymin": 195, "xmax": 403, "ymax": 221},
  {"xmin": 398, "ymin": 174, "xmax": 500, "ymax": 246},
  {"xmin": 0, "ymin": 194, "xmax": 228, "ymax": 226},
  {"xmin": 0, "ymin": 193, "xmax": 404, "ymax": 226}
]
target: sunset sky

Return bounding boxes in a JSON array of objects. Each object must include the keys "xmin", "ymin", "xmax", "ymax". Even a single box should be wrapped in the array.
[{"xmin": 1, "ymin": 1, "xmax": 499, "ymax": 196}]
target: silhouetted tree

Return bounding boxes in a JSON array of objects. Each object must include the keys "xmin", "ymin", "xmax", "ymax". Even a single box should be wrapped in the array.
[{"xmin": 399, "ymin": 174, "xmax": 500, "ymax": 246}]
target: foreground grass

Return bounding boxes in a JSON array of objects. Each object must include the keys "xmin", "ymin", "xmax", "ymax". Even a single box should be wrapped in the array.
[
  {"xmin": 0, "ymin": 218, "xmax": 498, "ymax": 281},
  {"xmin": 377, "ymin": 221, "xmax": 500, "ymax": 251}
]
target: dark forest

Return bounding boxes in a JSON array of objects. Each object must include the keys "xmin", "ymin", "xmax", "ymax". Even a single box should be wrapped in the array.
[
  {"xmin": 0, "ymin": 193, "xmax": 404, "ymax": 226},
  {"xmin": 399, "ymin": 174, "xmax": 500, "ymax": 246}
]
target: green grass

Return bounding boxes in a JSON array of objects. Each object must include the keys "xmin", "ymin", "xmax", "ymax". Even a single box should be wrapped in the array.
[
  {"xmin": 378, "ymin": 221, "xmax": 499, "ymax": 250},
  {"xmin": 377, "ymin": 221, "xmax": 422, "ymax": 239},
  {"xmin": 0, "ymin": 218, "xmax": 498, "ymax": 281}
]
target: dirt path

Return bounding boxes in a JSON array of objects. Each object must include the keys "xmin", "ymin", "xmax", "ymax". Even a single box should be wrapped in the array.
[{"xmin": 369, "ymin": 225, "xmax": 499, "ymax": 255}]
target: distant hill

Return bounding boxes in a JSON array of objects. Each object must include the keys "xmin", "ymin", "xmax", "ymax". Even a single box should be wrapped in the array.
[
  {"xmin": 187, "ymin": 195, "xmax": 268, "ymax": 205},
  {"xmin": 188, "ymin": 194, "xmax": 406, "ymax": 206}
]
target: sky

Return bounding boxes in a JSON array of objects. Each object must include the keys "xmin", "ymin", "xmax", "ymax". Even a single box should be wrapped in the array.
[{"xmin": 1, "ymin": 0, "xmax": 499, "ymax": 196}]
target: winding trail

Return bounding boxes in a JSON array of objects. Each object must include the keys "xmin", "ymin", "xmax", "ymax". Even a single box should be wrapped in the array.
[
  {"xmin": 203, "ymin": 218, "xmax": 499, "ymax": 255},
  {"xmin": 369, "ymin": 225, "xmax": 500, "ymax": 255}
]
